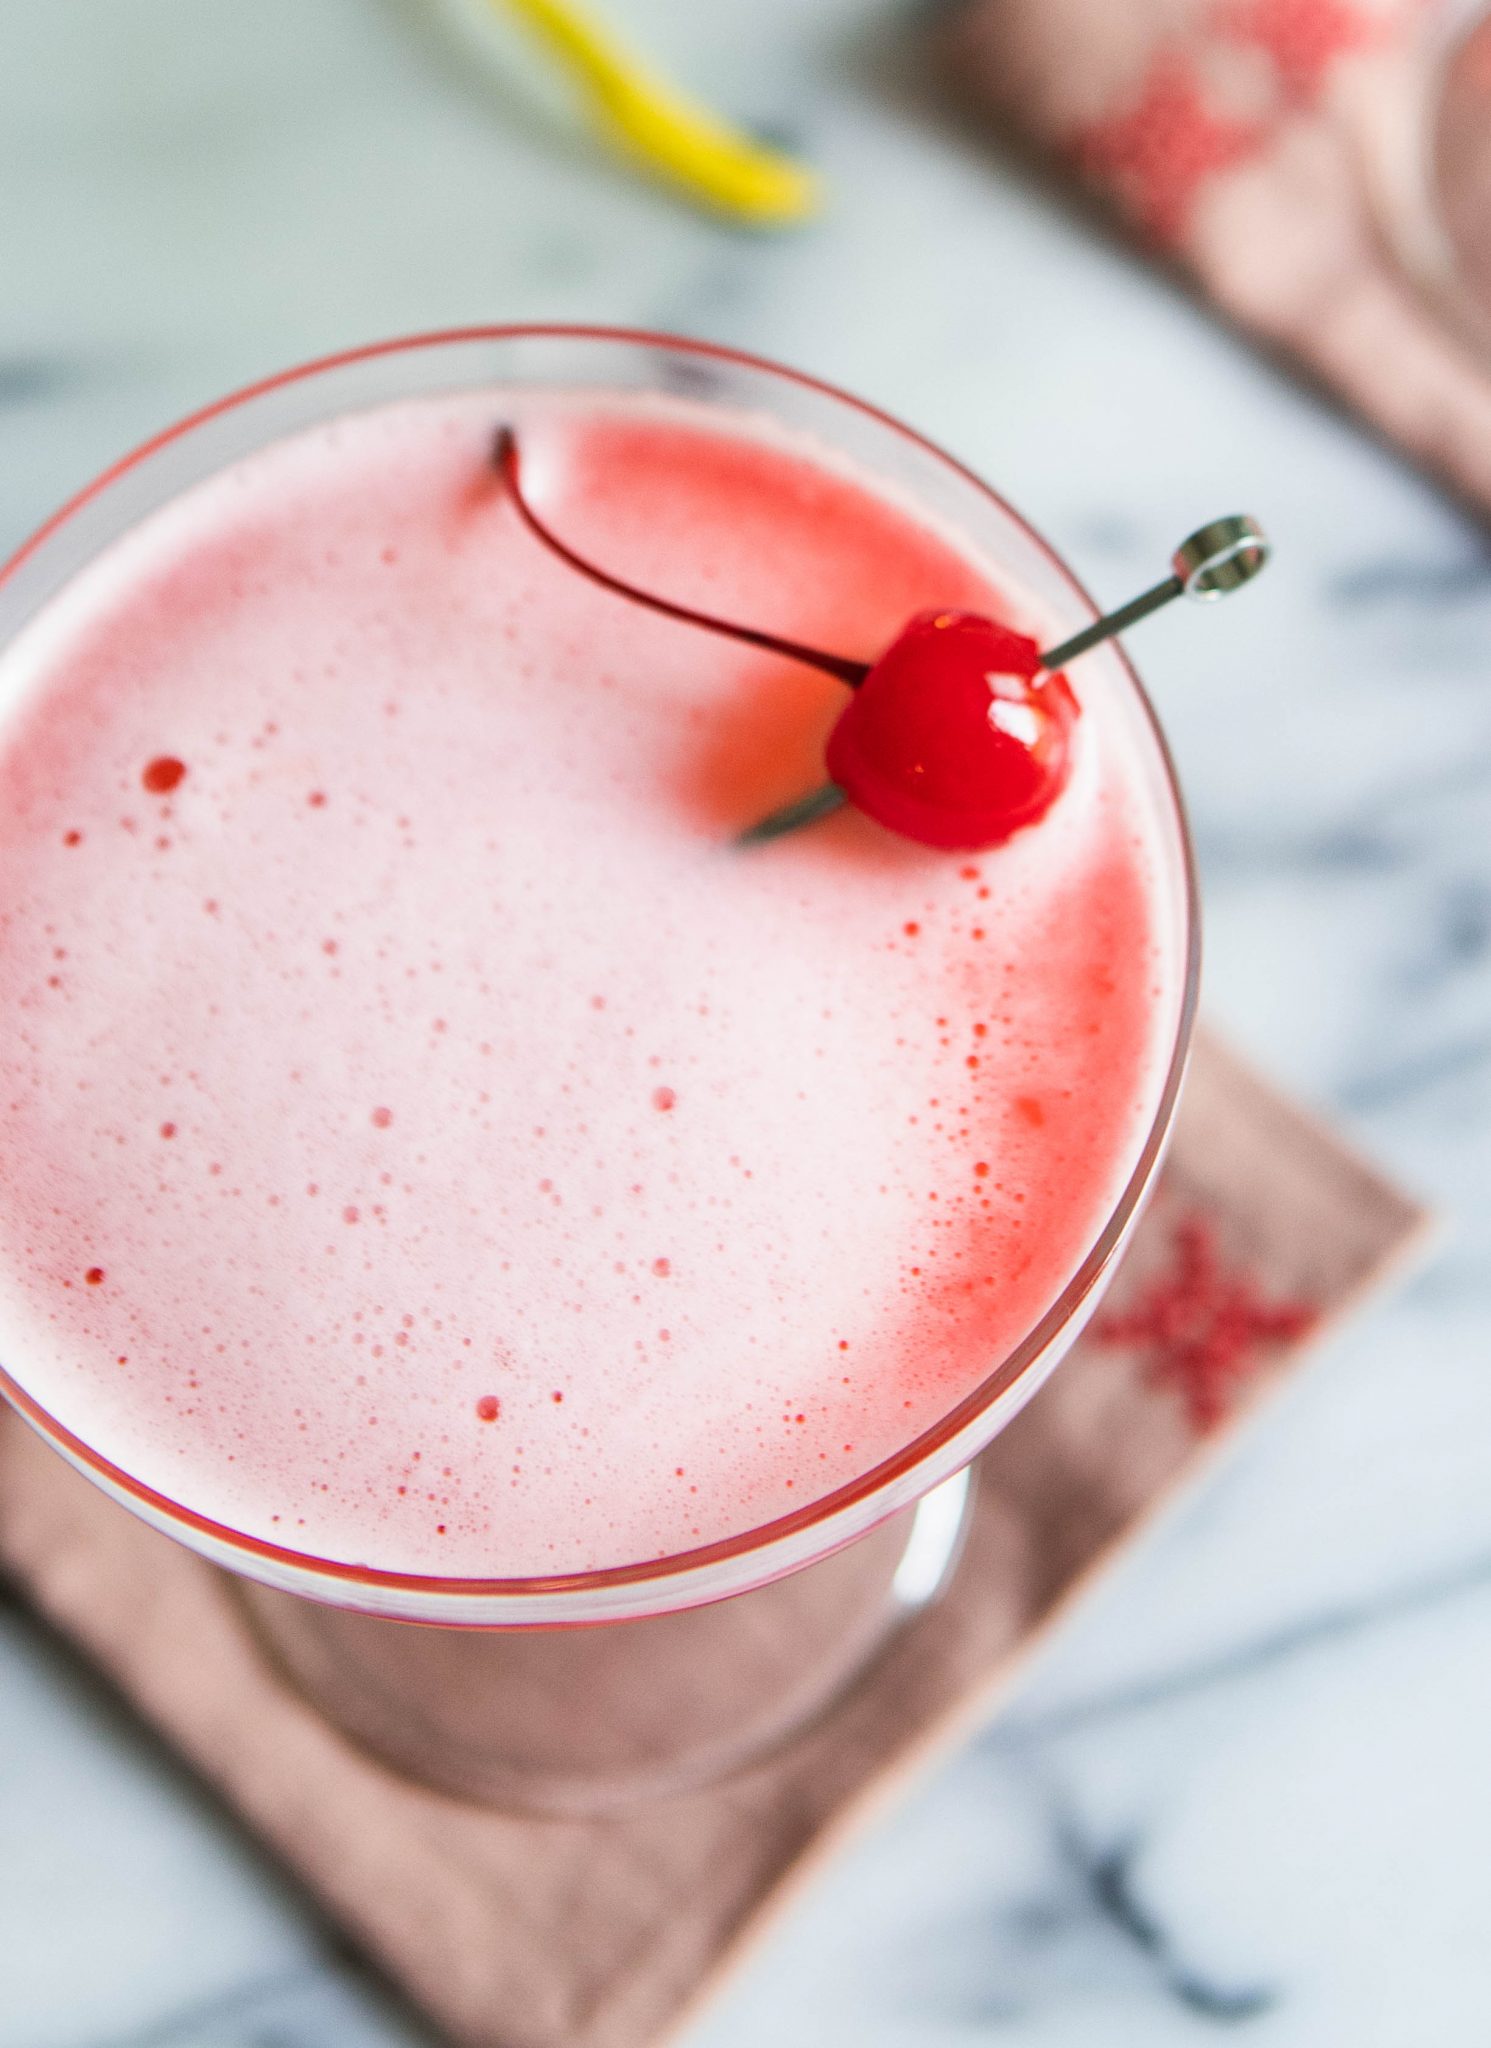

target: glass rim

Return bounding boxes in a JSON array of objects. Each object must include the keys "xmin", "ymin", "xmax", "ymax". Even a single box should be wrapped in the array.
[{"xmin": 0, "ymin": 323, "xmax": 1201, "ymax": 1603}]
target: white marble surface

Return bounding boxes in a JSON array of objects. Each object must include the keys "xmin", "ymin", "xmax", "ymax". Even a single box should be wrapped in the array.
[{"xmin": 3, "ymin": 1, "xmax": 1490, "ymax": 2040}]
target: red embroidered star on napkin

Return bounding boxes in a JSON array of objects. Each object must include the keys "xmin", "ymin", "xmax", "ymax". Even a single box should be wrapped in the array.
[
  {"xmin": 1092, "ymin": 1215, "xmax": 1317, "ymax": 1432},
  {"xmin": 1073, "ymin": 51, "xmax": 1263, "ymax": 243},
  {"xmin": 1220, "ymin": 0, "xmax": 1385, "ymax": 106}
]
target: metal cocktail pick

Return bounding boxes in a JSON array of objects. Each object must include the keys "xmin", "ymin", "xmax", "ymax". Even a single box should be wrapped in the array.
[{"xmin": 738, "ymin": 514, "xmax": 1271, "ymax": 846}]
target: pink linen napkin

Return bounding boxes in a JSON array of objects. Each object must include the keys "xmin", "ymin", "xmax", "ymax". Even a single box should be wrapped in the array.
[
  {"xmin": 942, "ymin": 0, "xmax": 1491, "ymax": 513},
  {"xmin": 0, "ymin": 1034, "xmax": 1428, "ymax": 2048}
]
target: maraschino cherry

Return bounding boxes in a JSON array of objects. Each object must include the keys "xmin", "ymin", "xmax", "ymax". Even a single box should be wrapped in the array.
[
  {"xmin": 495, "ymin": 428, "xmax": 1268, "ymax": 852},
  {"xmin": 825, "ymin": 611, "xmax": 1077, "ymax": 852}
]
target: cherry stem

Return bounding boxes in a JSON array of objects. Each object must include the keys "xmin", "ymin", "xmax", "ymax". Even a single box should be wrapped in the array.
[
  {"xmin": 736, "ymin": 782, "xmax": 848, "ymax": 845},
  {"xmin": 494, "ymin": 426, "xmax": 870, "ymax": 687}
]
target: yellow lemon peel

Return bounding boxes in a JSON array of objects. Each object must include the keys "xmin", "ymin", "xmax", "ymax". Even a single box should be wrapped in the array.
[{"xmin": 497, "ymin": 0, "xmax": 820, "ymax": 226}]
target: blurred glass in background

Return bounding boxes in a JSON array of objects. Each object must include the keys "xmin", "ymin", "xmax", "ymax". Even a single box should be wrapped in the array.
[{"xmin": 1431, "ymin": 4, "xmax": 1491, "ymax": 338}]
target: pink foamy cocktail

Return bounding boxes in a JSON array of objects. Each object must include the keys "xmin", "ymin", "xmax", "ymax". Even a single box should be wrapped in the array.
[{"xmin": 0, "ymin": 332, "xmax": 1195, "ymax": 1804}]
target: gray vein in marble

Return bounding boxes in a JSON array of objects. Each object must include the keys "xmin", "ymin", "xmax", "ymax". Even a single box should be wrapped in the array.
[
  {"xmin": 997, "ymin": 1540, "xmax": 1491, "ymax": 1745},
  {"xmin": 1192, "ymin": 819, "xmax": 1406, "ymax": 876},
  {"xmin": 1341, "ymin": 1028, "xmax": 1491, "ymax": 1113},
  {"xmin": 66, "ymin": 1967, "xmax": 323, "ymax": 2048},
  {"xmin": 0, "ymin": 356, "xmax": 76, "ymax": 406},
  {"xmin": 1048, "ymin": 1803, "xmax": 1276, "ymax": 2024},
  {"xmin": 1392, "ymin": 878, "xmax": 1491, "ymax": 988},
  {"xmin": 1327, "ymin": 551, "xmax": 1491, "ymax": 603},
  {"xmin": 904, "ymin": 1763, "xmax": 1279, "ymax": 2030}
]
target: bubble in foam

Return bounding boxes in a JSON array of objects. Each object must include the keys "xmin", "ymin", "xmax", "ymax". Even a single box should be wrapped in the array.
[{"xmin": 142, "ymin": 756, "xmax": 186, "ymax": 794}]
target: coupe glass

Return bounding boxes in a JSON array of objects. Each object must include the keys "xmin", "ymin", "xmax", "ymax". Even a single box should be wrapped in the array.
[{"xmin": 0, "ymin": 329, "xmax": 1198, "ymax": 1811}]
